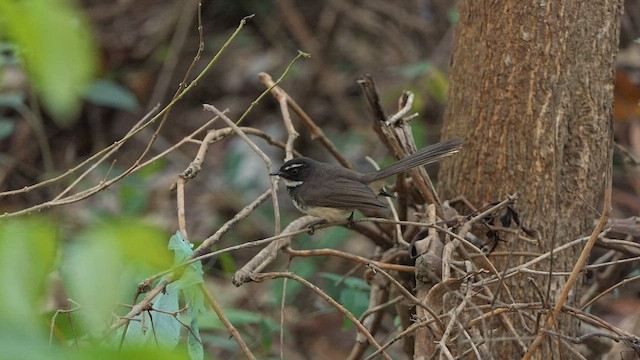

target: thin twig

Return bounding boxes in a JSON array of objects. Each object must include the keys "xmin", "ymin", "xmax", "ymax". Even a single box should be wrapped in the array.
[
  {"xmin": 176, "ymin": 179, "xmax": 188, "ymax": 239},
  {"xmin": 232, "ymin": 216, "xmax": 316, "ymax": 286},
  {"xmin": 49, "ymin": 299, "xmax": 81, "ymax": 349},
  {"xmin": 365, "ymin": 155, "xmax": 407, "ymax": 246},
  {"xmin": 251, "ymin": 272, "xmax": 391, "ymax": 360},
  {"xmin": 203, "ymin": 104, "xmax": 281, "ymax": 236},
  {"xmin": 3, "ymin": 109, "xmax": 217, "ymax": 218},
  {"xmin": 146, "ymin": 0, "xmax": 198, "ymax": 109},
  {"xmin": 522, "ymin": 156, "xmax": 612, "ymax": 358},
  {"xmin": 262, "ymin": 73, "xmax": 299, "ymax": 161},
  {"xmin": 365, "ymin": 318, "xmax": 438, "ymax": 360},
  {"xmin": 1, "ymin": 15, "xmax": 254, "ymax": 215},
  {"xmin": 287, "ymin": 248, "xmax": 415, "ymax": 272},
  {"xmin": 385, "ymin": 91, "xmax": 415, "ymax": 126},
  {"xmin": 106, "ymin": 280, "xmax": 170, "ymax": 336},
  {"xmin": 236, "ymin": 51, "xmax": 309, "ymax": 127},
  {"xmin": 192, "ymin": 189, "xmax": 272, "ymax": 259},
  {"xmin": 581, "ymin": 274, "xmax": 640, "ymax": 310},
  {"xmin": 171, "ymin": 123, "xmax": 301, "ymax": 190},
  {"xmin": 368, "ymin": 263, "xmax": 445, "ymax": 331},
  {"xmin": 258, "ymin": 72, "xmax": 352, "ymax": 168},
  {"xmin": 199, "ymin": 283, "xmax": 256, "ymax": 359}
]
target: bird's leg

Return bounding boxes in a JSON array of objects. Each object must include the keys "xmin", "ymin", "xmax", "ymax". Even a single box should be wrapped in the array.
[
  {"xmin": 307, "ymin": 219, "xmax": 328, "ymax": 235},
  {"xmin": 346, "ymin": 212, "xmax": 356, "ymax": 228}
]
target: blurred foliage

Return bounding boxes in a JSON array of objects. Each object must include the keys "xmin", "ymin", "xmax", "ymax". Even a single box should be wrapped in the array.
[
  {"xmin": 393, "ymin": 61, "xmax": 449, "ymax": 105},
  {"xmin": 0, "ymin": 117, "xmax": 14, "ymax": 139},
  {"xmin": 320, "ymin": 272, "xmax": 371, "ymax": 329},
  {"xmin": 63, "ymin": 220, "xmax": 172, "ymax": 334},
  {"xmin": 0, "ymin": 2, "xmax": 466, "ymax": 358},
  {"xmin": 270, "ymin": 226, "xmax": 350, "ymax": 307},
  {"xmin": 0, "ymin": 217, "xmax": 57, "ymax": 337},
  {"xmin": 0, "ymin": 334, "xmax": 190, "ymax": 360},
  {"xmin": 200, "ymin": 308, "xmax": 280, "ymax": 353},
  {"xmin": 83, "ymin": 79, "xmax": 139, "ymax": 112},
  {"xmin": 0, "ymin": 217, "xmax": 218, "ymax": 359},
  {"xmin": 0, "ymin": 0, "xmax": 97, "ymax": 125},
  {"xmin": 118, "ymin": 159, "xmax": 167, "ymax": 216}
]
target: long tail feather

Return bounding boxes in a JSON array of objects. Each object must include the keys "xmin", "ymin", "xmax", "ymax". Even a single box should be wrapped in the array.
[{"xmin": 365, "ymin": 139, "xmax": 463, "ymax": 182}]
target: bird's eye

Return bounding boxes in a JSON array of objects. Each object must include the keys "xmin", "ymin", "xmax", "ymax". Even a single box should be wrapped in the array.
[{"xmin": 290, "ymin": 168, "xmax": 299, "ymax": 175}]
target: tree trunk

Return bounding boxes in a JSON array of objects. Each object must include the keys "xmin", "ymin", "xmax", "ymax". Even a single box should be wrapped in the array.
[{"xmin": 437, "ymin": 1, "xmax": 622, "ymax": 358}]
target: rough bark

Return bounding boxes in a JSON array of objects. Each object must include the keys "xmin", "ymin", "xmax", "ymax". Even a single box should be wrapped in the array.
[{"xmin": 437, "ymin": 1, "xmax": 622, "ymax": 358}]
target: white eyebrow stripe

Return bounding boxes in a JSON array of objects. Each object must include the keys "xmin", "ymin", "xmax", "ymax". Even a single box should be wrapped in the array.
[{"xmin": 283, "ymin": 163, "xmax": 304, "ymax": 171}]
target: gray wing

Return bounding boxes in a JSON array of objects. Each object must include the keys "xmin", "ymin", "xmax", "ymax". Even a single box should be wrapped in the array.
[{"xmin": 299, "ymin": 177, "xmax": 387, "ymax": 211}]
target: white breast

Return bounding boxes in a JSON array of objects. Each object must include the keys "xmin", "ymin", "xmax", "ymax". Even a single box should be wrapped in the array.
[{"xmin": 301, "ymin": 205, "xmax": 351, "ymax": 222}]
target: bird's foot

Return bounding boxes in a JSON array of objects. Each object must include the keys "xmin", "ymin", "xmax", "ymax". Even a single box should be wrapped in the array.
[
  {"xmin": 307, "ymin": 219, "xmax": 328, "ymax": 235},
  {"xmin": 346, "ymin": 212, "xmax": 356, "ymax": 228}
]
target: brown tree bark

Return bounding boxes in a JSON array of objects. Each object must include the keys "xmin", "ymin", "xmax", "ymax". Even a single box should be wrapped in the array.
[{"xmin": 437, "ymin": 1, "xmax": 622, "ymax": 358}]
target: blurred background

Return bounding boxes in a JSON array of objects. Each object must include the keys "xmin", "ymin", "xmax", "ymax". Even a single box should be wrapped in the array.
[{"xmin": 1, "ymin": 1, "xmax": 639, "ymax": 358}]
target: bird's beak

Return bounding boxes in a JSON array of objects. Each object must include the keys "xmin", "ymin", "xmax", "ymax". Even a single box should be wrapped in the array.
[{"xmin": 270, "ymin": 171, "xmax": 280, "ymax": 177}]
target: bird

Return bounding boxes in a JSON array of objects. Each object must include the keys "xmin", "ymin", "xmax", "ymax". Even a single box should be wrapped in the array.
[{"xmin": 271, "ymin": 139, "xmax": 463, "ymax": 227}]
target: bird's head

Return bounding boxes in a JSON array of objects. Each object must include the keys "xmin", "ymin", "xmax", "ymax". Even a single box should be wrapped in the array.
[{"xmin": 271, "ymin": 157, "xmax": 315, "ymax": 187}]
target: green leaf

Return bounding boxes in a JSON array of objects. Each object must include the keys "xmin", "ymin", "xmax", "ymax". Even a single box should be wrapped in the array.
[
  {"xmin": 64, "ymin": 233, "xmax": 125, "ymax": 333},
  {"xmin": 84, "ymin": 79, "xmax": 139, "ymax": 111},
  {"xmin": 168, "ymin": 231, "xmax": 194, "ymax": 264},
  {"xmin": 168, "ymin": 232, "xmax": 206, "ymax": 315},
  {"xmin": 0, "ymin": 0, "xmax": 98, "ymax": 125},
  {"xmin": 63, "ymin": 220, "xmax": 170, "ymax": 333},
  {"xmin": 107, "ymin": 220, "xmax": 173, "ymax": 269},
  {"xmin": 339, "ymin": 288, "xmax": 369, "ymax": 329},
  {"xmin": 124, "ymin": 286, "xmax": 180, "ymax": 349},
  {"xmin": 149, "ymin": 289, "xmax": 180, "ymax": 347},
  {"xmin": 187, "ymin": 308, "xmax": 204, "ymax": 360},
  {"xmin": 319, "ymin": 273, "xmax": 370, "ymax": 329},
  {"xmin": 0, "ymin": 217, "xmax": 57, "ymax": 336},
  {"xmin": 165, "ymin": 232, "xmax": 206, "ymax": 358},
  {"xmin": 319, "ymin": 273, "xmax": 371, "ymax": 291}
]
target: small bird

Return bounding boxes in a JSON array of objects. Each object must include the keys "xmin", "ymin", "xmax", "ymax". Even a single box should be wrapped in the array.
[{"xmin": 271, "ymin": 139, "xmax": 463, "ymax": 226}]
